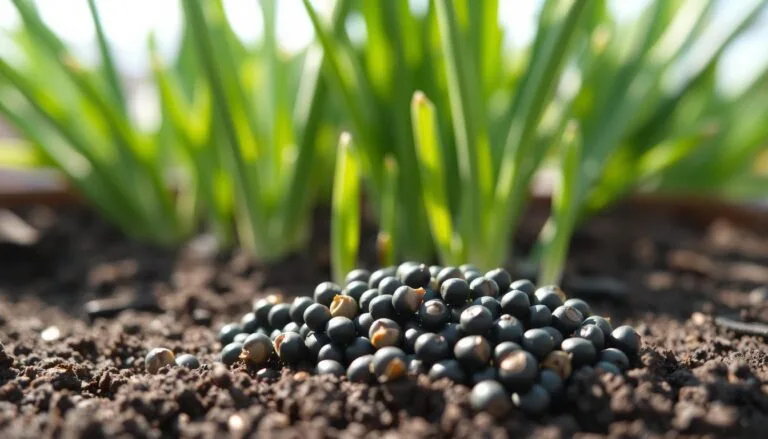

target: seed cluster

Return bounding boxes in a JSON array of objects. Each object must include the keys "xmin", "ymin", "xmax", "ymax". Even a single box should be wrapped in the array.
[{"xmin": 145, "ymin": 263, "xmax": 641, "ymax": 416}]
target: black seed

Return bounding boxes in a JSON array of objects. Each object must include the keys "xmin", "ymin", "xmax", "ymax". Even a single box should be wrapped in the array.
[
  {"xmin": 561, "ymin": 337, "xmax": 597, "ymax": 368},
  {"xmin": 510, "ymin": 279, "xmax": 535, "ymax": 296},
  {"xmin": 268, "ymin": 303, "xmax": 292, "ymax": 330},
  {"xmin": 498, "ymin": 350, "xmax": 538, "ymax": 392},
  {"xmin": 354, "ymin": 313, "xmax": 375, "ymax": 336},
  {"xmin": 485, "ymin": 268, "xmax": 512, "ymax": 293},
  {"xmin": 437, "ymin": 267, "xmax": 463, "ymax": 289},
  {"xmin": 440, "ymin": 323, "xmax": 464, "ymax": 348},
  {"xmin": 537, "ymin": 369, "xmax": 563, "ymax": 395},
  {"xmin": 378, "ymin": 276, "xmax": 404, "ymax": 296},
  {"xmin": 402, "ymin": 263, "xmax": 432, "ymax": 288},
  {"xmin": 522, "ymin": 328, "xmax": 555, "ymax": 359},
  {"xmin": 345, "ymin": 269, "xmax": 371, "ymax": 286},
  {"xmin": 581, "ymin": 315, "xmax": 614, "ymax": 337},
  {"xmin": 330, "ymin": 295, "xmax": 358, "ymax": 319},
  {"xmin": 464, "ymin": 270, "xmax": 483, "ymax": 285},
  {"xmin": 512, "ymin": 384, "xmax": 550, "ymax": 415},
  {"xmin": 343, "ymin": 280, "xmax": 369, "ymax": 303},
  {"xmin": 599, "ymin": 348, "xmax": 630, "ymax": 371},
  {"xmin": 578, "ymin": 324, "xmax": 605, "ymax": 351},
  {"xmin": 460, "ymin": 305, "xmax": 494, "ymax": 336},
  {"xmin": 419, "ymin": 299, "xmax": 450, "ymax": 331},
  {"xmin": 494, "ymin": 341, "xmax": 523, "ymax": 363},
  {"xmin": 470, "ymin": 368, "xmax": 497, "ymax": 385},
  {"xmin": 423, "ymin": 288, "xmax": 440, "ymax": 301},
  {"xmin": 175, "ymin": 353, "xmax": 200, "ymax": 369},
  {"xmin": 473, "ymin": 296, "xmax": 501, "ymax": 320},
  {"xmin": 441, "ymin": 278, "xmax": 471, "ymax": 307},
  {"xmin": 220, "ymin": 342, "xmax": 243, "ymax": 366},
  {"xmin": 217, "ymin": 323, "xmax": 243, "ymax": 345},
  {"xmin": 146, "ymin": 348, "xmax": 176, "ymax": 373},
  {"xmin": 274, "ymin": 332, "xmax": 306, "ymax": 365},
  {"xmin": 326, "ymin": 316, "xmax": 356, "ymax": 345},
  {"xmin": 607, "ymin": 325, "xmax": 641, "ymax": 357},
  {"xmin": 270, "ymin": 329, "xmax": 282, "ymax": 341},
  {"xmin": 541, "ymin": 350, "xmax": 572, "ymax": 379},
  {"xmin": 541, "ymin": 326, "xmax": 564, "ymax": 348},
  {"xmin": 359, "ymin": 289, "xmax": 380, "ymax": 312},
  {"xmin": 241, "ymin": 312, "xmax": 259, "ymax": 333},
  {"xmin": 564, "ymin": 298, "xmax": 591, "ymax": 317},
  {"xmin": 528, "ymin": 305, "xmax": 552, "ymax": 328},
  {"xmin": 595, "ymin": 361, "xmax": 621, "ymax": 375},
  {"xmin": 283, "ymin": 322, "xmax": 301, "ymax": 334},
  {"xmin": 396, "ymin": 261, "xmax": 420, "ymax": 281},
  {"xmin": 368, "ymin": 318, "xmax": 402, "ymax": 349},
  {"xmin": 428, "ymin": 359, "xmax": 466, "ymax": 383},
  {"xmin": 233, "ymin": 333, "xmax": 248, "ymax": 344},
  {"xmin": 404, "ymin": 326, "xmax": 426, "ymax": 354},
  {"xmin": 372, "ymin": 346, "xmax": 408, "ymax": 382},
  {"xmin": 304, "ymin": 331, "xmax": 331, "ymax": 360},
  {"xmin": 369, "ymin": 294, "xmax": 397, "ymax": 320},
  {"xmin": 534, "ymin": 286, "xmax": 566, "ymax": 311},
  {"xmin": 314, "ymin": 281, "xmax": 342, "ymax": 307},
  {"xmin": 346, "ymin": 337, "xmax": 374, "ymax": 362},
  {"xmin": 459, "ymin": 264, "xmax": 478, "ymax": 274},
  {"xmin": 414, "ymin": 333, "xmax": 450, "ymax": 365},
  {"xmin": 289, "ymin": 297, "xmax": 314, "ymax": 324},
  {"xmin": 303, "ymin": 304, "xmax": 332, "ymax": 332},
  {"xmin": 299, "ymin": 324, "xmax": 311, "ymax": 339},
  {"xmin": 429, "ymin": 265, "xmax": 443, "ymax": 278},
  {"xmin": 241, "ymin": 333, "xmax": 273, "ymax": 365},
  {"xmin": 454, "ymin": 336, "xmax": 491, "ymax": 370},
  {"xmin": 392, "ymin": 285, "xmax": 426, "ymax": 315},
  {"xmin": 347, "ymin": 355, "xmax": 375, "ymax": 383},
  {"xmin": 490, "ymin": 315, "xmax": 524, "ymax": 344},
  {"xmin": 253, "ymin": 294, "xmax": 281, "ymax": 323},
  {"xmin": 470, "ymin": 380, "xmax": 510, "ymax": 417},
  {"xmin": 318, "ymin": 343, "xmax": 345, "ymax": 363},
  {"xmin": 551, "ymin": 305, "xmax": 584, "ymax": 336},
  {"xmin": 500, "ymin": 290, "xmax": 531, "ymax": 320},
  {"xmin": 408, "ymin": 357, "xmax": 427, "ymax": 375},
  {"xmin": 317, "ymin": 359, "xmax": 345, "ymax": 377},
  {"xmin": 470, "ymin": 277, "xmax": 499, "ymax": 300},
  {"xmin": 369, "ymin": 266, "xmax": 396, "ymax": 289},
  {"xmin": 256, "ymin": 368, "xmax": 280, "ymax": 381}
]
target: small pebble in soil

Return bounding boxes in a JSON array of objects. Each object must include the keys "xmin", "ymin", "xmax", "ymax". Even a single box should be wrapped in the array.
[
  {"xmin": 145, "ymin": 347, "xmax": 175, "ymax": 373},
  {"xmin": 175, "ymin": 353, "xmax": 201, "ymax": 369}
]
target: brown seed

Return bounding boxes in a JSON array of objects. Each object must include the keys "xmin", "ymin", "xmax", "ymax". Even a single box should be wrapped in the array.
[
  {"xmin": 330, "ymin": 295, "xmax": 358, "ymax": 319},
  {"xmin": 145, "ymin": 348, "xmax": 175, "ymax": 374},
  {"xmin": 541, "ymin": 350, "xmax": 572, "ymax": 379},
  {"xmin": 382, "ymin": 358, "xmax": 406, "ymax": 382}
]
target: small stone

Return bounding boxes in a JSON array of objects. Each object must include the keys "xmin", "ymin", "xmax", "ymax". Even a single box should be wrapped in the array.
[{"xmin": 41, "ymin": 326, "xmax": 61, "ymax": 342}]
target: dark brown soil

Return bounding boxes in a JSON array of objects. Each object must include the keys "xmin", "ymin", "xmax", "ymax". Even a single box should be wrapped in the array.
[{"xmin": 1, "ymin": 202, "xmax": 768, "ymax": 438}]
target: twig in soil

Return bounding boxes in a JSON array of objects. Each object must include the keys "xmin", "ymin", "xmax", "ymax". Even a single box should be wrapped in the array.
[{"xmin": 714, "ymin": 314, "xmax": 768, "ymax": 338}]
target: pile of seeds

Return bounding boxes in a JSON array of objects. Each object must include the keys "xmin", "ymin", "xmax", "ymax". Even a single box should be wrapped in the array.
[{"xmin": 145, "ymin": 263, "xmax": 641, "ymax": 416}]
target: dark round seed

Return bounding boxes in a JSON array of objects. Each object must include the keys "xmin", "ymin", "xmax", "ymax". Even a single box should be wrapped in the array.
[
  {"xmin": 369, "ymin": 266, "xmax": 396, "ymax": 289},
  {"xmin": 470, "ymin": 380, "xmax": 510, "ymax": 417},
  {"xmin": 303, "ymin": 304, "xmax": 332, "ymax": 332},
  {"xmin": 528, "ymin": 305, "xmax": 552, "ymax": 328},
  {"xmin": 289, "ymin": 297, "xmax": 315, "ymax": 324},
  {"xmin": 378, "ymin": 276, "xmax": 404, "ymax": 296},
  {"xmin": 522, "ymin": 328, "xmax": 555, "ymax": 359},
  {"xmin": 595, "ymin": 361, "xmax": 621, "ymax": 375},
  {"xmin": 551, "ymin": 305, "xmax": 584, "ymax": 336},
  {"xmin": 402, "ymin": 263, "xmax": 431, "ymax": 288},
  {"xmin": 233, "ymin": 333, "xmax": 248, "ymax": 344},
  {"xmin": 317, "ymin": 359, "xmax": 345, "ymax": 377},
  {"xmin": 403, "ymin": 326, "xmax": 426, "ymax": 354},
  {"xmin": 314, "ymin": 281, "xmax": 343, "ymax": 307},
  {"xmin": 217, "ymin": 323, "xmax": 243, "ymax": 345},
  {"xmin": 459, "ymin": 263, "xmax": 478, "ymax": 274},
  {"xmin": 534, "ymin": 285, "xmax": 566, "ymax": 311},
  {"xmin": 220, "ymin": 342, "xmax": 243, "ymax": 367},
  {"xmin": 270, "ymin": 328, "xmax": 282, "ymax": 341},
  {"xmin": 470, "ymin": 277, "xmax": 500, "ymax": 300},
  {"xmin": 359, "ymin": 289, "xmax": 380, "ymax": 312},
  {"xmin": 283, "ymin": 322, "xmax": 301, "ymax": 334},
  {"xmin": 578, "ymin": 324, "xmax": 605, "ymax": 351},
  {"xmin": 346, "ymin": 337, "xmax": 374, "ymax": 362},
  {"xmin": 330, "ymin": 295, "xmax": 358, "ymax": 319},
  {"xmin": 485, "ymin": 268, "xmax": 512, "ymax": 293},
  {"xmin": 500, "ymin": 290, "xmax": 531, "ymax": 321},
  {"xmin": 299, "ymin": 323, "xmax": 311, "ymax": 339},
  {"xmin": 175, "ymin": 353, "xmax": 200, "ymax": 369},
  {"xmin": 454, "ymin": 336, "xmax": 491, "ymax": 370},
  {"xmin": 267, "ymin": 303, "xmax": 292, "ymax": 330},
  {"xmin": 355, "ymin": 313, "xmax": 375, "ymax": 336},
  {"xmin": 494, "ymin": 341, "xmax": 523, "ymax": 363},
  {"xmin": 343, "ymin": 280, "xmax": 369, "ymax": 303},
  {"xmin": 392, "ymin": 286, "xmax": 426, "ymax": 315},
  {"xmin": 146, "ymin": 348, "xmax": 176, "ymax": 373},
  {"xmin": 419, "ymin": 299, "xmax": 450, "ymax": 330},
  {"xmin": 473, "ymin": 296, "xmax": 502, "ymax": 319},
  {"xmin": 428, "ymin": 359, "xmax": 466, "ymax": 383},
  {"xmin": 396, "ymin": 261, "xmax": 420, "ymax": 281},
  {"xmin": 512, "ymin": 384, "xmax": 550, "ymax": 415},
  {"xmin": 541, "ymin": 350, "xmax": 572, "ymax": 379},
  {"xmin": 460, "ymin": 305, "xmax": 494, "ymax": 336},
  {"xmin": 347, "ymin": 354, "xmax": 375, "ymax": 383},
  {"xmin": 345, "ymin": 269, "xmax": 371, "ymax": 286},
  {"xmin": 253, "ymin": 294, "xmax": 281, "ymax": 323},
  {"xmin": 498, "ymin": 350, "xmax": 538, "ymax": 393},
  {"xmin": 372, "ymin": 346, "xmax": 408, "ymax": 382},
  {"xmin": 537, "ymin": 369, "xmax": 563, "ymax": 395},
  {"xmin": 464, "ymin": 270, "xmax": 483, "ymax": 285},
  {"xmin": 440, "ymin": 323, "xmax": 464, "ymax": 348},
  {"xmin": 369, "ymin": 294, "xmax": 397, "ymax": 320},
  {"xmin": 561, "ymin": 337, "xmax": 597, "ymax": 368},
  {"xmin": 240, "ymin": 312, "xmax": 259, "ymax": 333},
  {"xmin": 414, "ymin": 333, "xmax": 450, "ymax": 365},
  {"xmin": 274, "ymin": 332, "xmax": 306, "ymax": 365},
  {"xmin": 408, "ymin": 357, "xmax": 427, "ymax": 375},
  {"xmin": 369, "ymin": 318, "xmax": 402, "ymax": 349},
  {"xmin": 437, "ymin": 266, "xmax": 463, "ymax": 289},
  {"xmin": 256, "ymin": 368, "xmax": 281, "ymax": 381},
  {"xmin": 304, "ymin": 331, "xmax": 331, "ymax": 359},
  {"xmin": 470, "ymin": 367, "xmax": 497, "ymax": 385},
  {"xmin": 441, "ymin": 278, "xmax": 471, "ymax": 307},
  {"xmin": 429, "ymin": 265, "xmax": 443, "ymax": 278},
  {"xmin": 607, "ymin": 325, "xmax": 641, "ymax": 357},
  {"xmin": 241, "ymin": 333, "xmax": 273, "ymax": 365},
  {"xmin": 581, "ymin": 315, "xmax": 614, "ymax": 337},
  {"xmin": 541, "ymin": 326, "xmax": 564, "ymax": 348},
  {"xmin": 491, "ymin": 315, "xmax": 524, "ymax": 344},
  {"xmin": 564, "ymin": 298, "xmax": 591, "ymax": 317},
  {"xmin": 423, "ymin": 288, "xmax": 440, "ymax": 301},
  {"xmin": 510, "ymin": 279, "xmax": 535, "ymax": 297},
  {"xmin": 450, "ymin": 304, "xmax": 470, "ymax": 323},
  {"xmin": 317, "ymin": 343, "xmax": 345, "ymax": 363},
  {"xmin": 599, "ymin": 348, "xmax": 630, "ymax": 371},
  {"xmin": 326, "ymin": 316, "xmax": 356, "ymax": 345}
]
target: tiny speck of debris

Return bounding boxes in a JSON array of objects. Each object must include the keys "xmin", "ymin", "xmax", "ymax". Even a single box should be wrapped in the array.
[
  {"xmin": 228, "ymin": 414, "xmax": 245, "ymax": 432},
  {"xmin": 41, "ymin": 326, "xmax": 61, "ymax": 341},
  {"xmin": 691, "ymin": 312, "xmax": 707, "ymax": 326}
]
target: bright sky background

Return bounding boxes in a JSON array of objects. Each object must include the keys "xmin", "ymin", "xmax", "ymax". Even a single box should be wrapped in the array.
[{"xmin": 1, "ymin": 0, "xmax": 767, "ymax": 96}]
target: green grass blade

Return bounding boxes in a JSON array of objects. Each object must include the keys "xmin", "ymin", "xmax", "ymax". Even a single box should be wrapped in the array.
[
  {"xmin": 378, "ymin": 155, "xmax": 398, "ymax": 267},
  {"xmin": 86, "ymin": 0, "xmax": 127, "ymax": 116},
  {"xmin": 0, "ymin": 139, "xmax": 48, "ymax": 168},
  {"xmin": 331, "ymin": 132, "xmax": 361, "ymax": 284}
]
